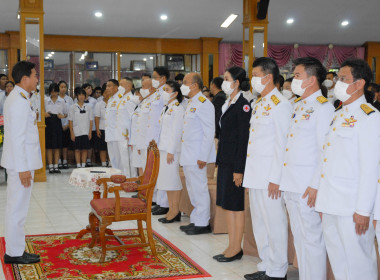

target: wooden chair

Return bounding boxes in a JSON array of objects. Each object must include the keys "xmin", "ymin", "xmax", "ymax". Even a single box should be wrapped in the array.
[{"xmin": 88, "ymin": 140, "xmax": 160, "ymax": 262}]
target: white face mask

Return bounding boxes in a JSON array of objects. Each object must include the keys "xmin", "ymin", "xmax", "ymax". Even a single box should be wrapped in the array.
[
  {"xmin": 152, "ymin": 79, "xmax": 160, "ymax": 89},
  {"xmin": 140, "ymin": 88, "xmax": 150, "ymax": 98},
  {"xmin": 130, "ymin": 95, "xmax": 140, "ymax": 105},
  {"xmin": 333, "ymin": 81, "xmax": 357, "ymax": 102},
  {"xmin": 322, "ymin": 79, "xmax": 334, "ymax": 89},
  {"xmin": 251, "ymin": 75, "xmax": 268, "ymax": 94},
  {"xmin": 221, "ymin": 81, "xmax": 235, "ymax": 96},
  {"xmin": 291, "ymin": 78, "xmax": 310, "ymax": 96},
  {"xmin": 162, "ymin": 91, "xmax": 174, "ymax": 105},
  {"xmin": 180, "ymin": 84, "xmax": 190, "ymax": 97},
  {"xmin": 282, "ymin": 90, "xmax": 293, "ymax": 100}
]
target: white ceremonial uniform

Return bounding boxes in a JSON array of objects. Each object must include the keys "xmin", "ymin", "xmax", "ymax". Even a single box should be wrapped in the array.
[
  {"xmin": 105, "ymin": 90, "xmax": 124, "ymax": 170},
  {"xmin": 373, "ymin": 171, "xmax": 380, "ymax": 257},
  {"xmin": 180, "ymin": 92, "xmax": 216, "ymax": 227},
  {"xmin": 327, "ymin": 88, "xmax": 336, "ymax": 104},
  {"xmin": 94, "ymin": 100, "xmax": 106, "ymax": 130},
  {"xmin": 1, "ymin": 86, "xmax": 43, "ymax": 257},
  {"xmin": 30, "ymin": 92, "xmax": 41, "ymax": 119},
  {"xmin": 68, "ymin": 103, "xmax": 93, "ymax": 137},
  {"xmin": 243, "ymin": 88, "xmax": 292, "ymax": 278},
  {"xmin": 115, "ymin": 92, "xmax": 133, "ymax": 177},
  {"xmin": 97, "ymin": 96, "xmax": 104, "ymax": 103},
  {"xmin": 61, "ymin": 95, "xmax": 74, "ymax": 128},
  {"xmin": 156, "ymin": 100, "xmax": 184, "ymax": 191},
  {"xmin": 315, "ymin": 95, "xmax": 380, "ymax": 280},
  {"xmin": 280, "ymin": 92, "xmax": 334, "ymax": 280}
]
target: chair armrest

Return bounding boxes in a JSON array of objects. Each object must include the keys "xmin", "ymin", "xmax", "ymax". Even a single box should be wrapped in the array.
[
  {"xmin": 125, "ymin": 176, "xmax": 142, "ymax": 183},
  {"xmin": 96, "ymin": 178, "xmax": 112, "ymax": 198},
  {"xmin": 137, "ymin": 183, "xmax": 153, "ymax": 191}
]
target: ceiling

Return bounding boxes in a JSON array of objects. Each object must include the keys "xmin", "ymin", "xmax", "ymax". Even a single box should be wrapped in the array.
[{"xmin": 0, "ymin": 0, "xmax": 379, "ymax": 46}]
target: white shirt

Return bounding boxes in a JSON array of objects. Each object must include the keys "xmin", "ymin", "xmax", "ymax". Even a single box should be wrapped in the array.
[
  {"xmin": 116, "ymin": 93, "xmax": 133, "ymax": 141},
  {"xmin": 327, "ymin": 88, "xmax": 336, "ymax": 104},
  {"xmin": 0, "ymin": 89, "xmax": 6, "ymax": 115},
  {"xmin": 315, "ymin": 95, "xmax": 380, "ymax": 217},
  {"xmin": 68, "ymin": 103, "xmax": 93, "ymax": 137},
  {"xmin": 179, "ymin": 92, "xmax": 216, "ymax": 166},
  {"xmin": 1, "ymin": 85, "xmax": 43, "ymax": 172},
  {"xmin": 94, "ymin": 100, "xmax": 106, "ymax": 130},
  {"xmin": 220, "ymin": 92, "xmax": 241, "ymax": 125},
  {"xmin": 60, "ymin": 94, "xmax": 74, "ymax": 127},
  {"xmin": 243, "ymin": 88, "xmax": 293, "ymax": 189},
  {"xmin": 158, "ymin": 100, "xmax": 185, "ymax": 154},
  {"xmin": 76, "ymin": 96, "xmax": 97, "ymax": 131},
  {"xmin": 45, "ymin": 96, "xmax": 67, "ymax": 115},
  {"xmin": 280, "ymin": 91, "xmax": 335, "ymax": 194}
]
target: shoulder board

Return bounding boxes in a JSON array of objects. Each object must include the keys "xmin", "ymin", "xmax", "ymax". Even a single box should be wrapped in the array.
[
  {"xmin": 360, "ymin": 104, "xmax": 375, "ymax": 115},
  {"xmin": 175, "ymin": 102, "xmax": 180, "ymax": 106},
  {"xmin": 317, "ymin": 96, "xmax": 328, "ymax": 104},
  {"xmin": 271, "ymin": 95, "xmax": 280, "ymax": 106},
  {"xmin": 255, "ymin": 97, "xmax": 262, "ymax": 104},
  {"xmin": 294, "ymin": 97, "xmax": 302, "ymax": 103},
  {"xmin": 20, "ymin": 92, "xmax": 27, "ymax": 100},
  {"xmin": 335, "ymin": 104, "xmax": 342, "ymax": 112},
  {"xmin": 198, "ymin": 96, "xmax": 206, "ymax": 103}
]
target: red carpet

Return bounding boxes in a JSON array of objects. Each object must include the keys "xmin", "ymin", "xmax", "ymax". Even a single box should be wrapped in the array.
[{"xmin": 0, "ymin": 230, "xmax": 210, "ymax": 280}]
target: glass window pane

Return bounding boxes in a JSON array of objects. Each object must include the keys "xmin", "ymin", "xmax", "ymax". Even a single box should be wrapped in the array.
[
  {"xmin": 120, "ymin": 53, "xmax": 156, "ymax": 88},
  {"xmin": 0, "ymin": 50, "xmax": 8, "ymax": 75},
  {"xmin": 44, "ymin": 51, "xmax": 71, "ymax": 95}
]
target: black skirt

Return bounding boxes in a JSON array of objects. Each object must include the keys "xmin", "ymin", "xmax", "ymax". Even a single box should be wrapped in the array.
[
  {"xmin": 216, "ymin": 164, "xmax": 245, "ymax": 211},
  {"xmin": 94, "ymin": 129, "xmax": 107, "ymax": 151},
  {"xmin": 45, "ymin": 115, "xmax": 63, "ymax": 149},
  {"xmin": 90, "ymin": 130, "xmax": 97, "ymax": 148},
  {"xmin": 74, "ymin": 135, "xmax": 90, "ymax": 150},
  {"xmin": 62, "ymin": 129, "xmax": 74, "ymax": 149}
]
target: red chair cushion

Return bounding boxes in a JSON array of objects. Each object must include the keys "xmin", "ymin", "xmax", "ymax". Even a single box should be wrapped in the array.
[
  {"xmin": 121, "ymin": 182, "xmax": 139, "ymax": 192},
  {"xmin": 110, "ymin": 175, "xmax": 127, "ymax": 184},
  {"xmin": 91, "ymin": 198, "xmax": 147, "ymax": 216}
]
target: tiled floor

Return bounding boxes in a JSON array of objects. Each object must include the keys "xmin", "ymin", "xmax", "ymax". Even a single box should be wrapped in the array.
[{"xmin": 0, "ymin": 169, "xmax": 299, "ymax": 280}]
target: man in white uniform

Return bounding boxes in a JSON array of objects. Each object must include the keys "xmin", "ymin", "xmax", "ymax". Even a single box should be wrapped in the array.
[
  {"xmin": 322, "ymin": 72, "xmax": 337, "ymax": 105},
  {"xmin": 0, "ymin": 74, "xmax": 8, "ymax": 115},
  {"xmin": 315, "ymin": 59, "xmax": 380, "ymax": 280},
  {"xmin": 104, "ymin": 79, "xmax": 123, "ymax": 170},
  {"xmin": 243, "ymin": 58, "xmax": 292, "ymax": 280},
  {"xmin": 280, "ymin": 57, "xmax": 334, "ymax": 280},
  {"xmin": 179, "ymin": 73, "xmax": 216, "ymax": 235},
  {"xmin": 2, "ymin": 61, "xmax": 42, "ymax": 264}
]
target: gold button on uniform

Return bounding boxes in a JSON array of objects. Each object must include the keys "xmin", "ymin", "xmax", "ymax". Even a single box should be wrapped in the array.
[
  {"xmin": 251, "ymin": 129, "xmax": 254, "ymax": 132},
  {"xmin": 333, "ymin": 128, "xmax": 336, "ymax": 131},
  {"xmin": 286, "ymin": 148, "xmax": 289, "ymax": 151},
  {"xmin": 284, "ymin": 163, "xmax": 287, "ymax": 166},
  {"xmin": 327, "ymin": 142, "xmax": 331, "ymax": 146},
  {"xmin": 321, "ymin": 174, "xmax": 324, "ymax": 178},
  {"xmin": 249, "ymin": 141, "xmax": 252, "ymax": 144},
  {"xmin": 290, "ymin": 134, "xmax": 293, "ymax": 137},
  {"xmin": 247, "ymin": 154, "xmax": 250, "ymax": 158},
  {"xmin": 182, "ymin": 140, "xmax": 184, "ymax": 142},
  {"xmin": 324, "ymin": 158, "xmax": 327, "ymax": 162},
  {"xmin": 295, "ymin": 120, "xmax": 298, "ymax": 123}
]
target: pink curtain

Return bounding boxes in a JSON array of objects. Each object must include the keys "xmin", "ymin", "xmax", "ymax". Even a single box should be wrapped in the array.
[
  {"xmin": 219, "ymin": 43, "xmax": 243, "ymax": 75},
  {"xmin": 294, "ymin": 45, "xmax": 329, "ymax": 63},
  {"xmin": 267, "ymin": 45, "xmax": 293, "ymax": 67},
  {"xmin": 327, "ymin": 46, "xmax": 365, "ymax": 66}
]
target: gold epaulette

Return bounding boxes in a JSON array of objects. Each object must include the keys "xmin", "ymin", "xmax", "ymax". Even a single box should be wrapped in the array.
[
  {"xmin": 20, "ymin": 92, "xmax": 27, "ymax": 99},
  {"xmin": 294, "ymin": 97, "xmax": 302, "ymax": 103},
  {"xmin": 175, "ymin": 102, "xmax": 180, "ymax": 106},
  {"xmin": 198, "ymin": 96, "xmax": 206, "ymax": 103},
  {"xmin": 360, "ymin": 104, "xmax": 375, "ymax": 115},
  {"xmin": 271, "ymin": 95, "xmax": 280, "ymax": 106},
  {"xmin": 255, "ymin": 97, "xmax": 262, "ymax": 104},
  {"xmin": 317, "ymin": 96, "xmax": 328, "ymax": 104}
]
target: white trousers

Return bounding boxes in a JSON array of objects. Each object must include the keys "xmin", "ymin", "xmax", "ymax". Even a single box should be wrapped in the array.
[
  {"xmin": 284, "ymin": 191, "xmax": 326, "ymax": 280},
  {"xmin": 249, "ymin": 188, "xmax": 288, "ymax": 278},
  {"xmin": 153, "ymin": 189, "xmax": 169, "ymax": 207},
  {"xmin": 107, "ymin": 141, "xmax": 122, "ymax": 171},
  {"xmin": 183, "ymin": 165, "xmax": 210, "ymax": 227},
  {"xmin": 128, "ymin": 146, "xmax": 138, "ymax": 178},
  {"xmin": 322, "ymin": 214, "xmax": 377, "ymax": 280},
  {"xmin": 117, "ymin": 140, "xmax": 131, "ymax": 178},
  {"xmin": 5, "ymin": 170, "xmax": 34, "ymax": 257}
]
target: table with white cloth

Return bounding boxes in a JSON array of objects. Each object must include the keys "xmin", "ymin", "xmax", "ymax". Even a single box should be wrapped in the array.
[{"xmin": 69, "ymin": 167, "xmax": 122, "ymax": 238}]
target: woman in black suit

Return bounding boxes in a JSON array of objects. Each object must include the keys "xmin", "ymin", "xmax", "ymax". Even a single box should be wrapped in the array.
[{"xmin": 214, "ymin": 66, "xmax": 251, "ymax": 262}]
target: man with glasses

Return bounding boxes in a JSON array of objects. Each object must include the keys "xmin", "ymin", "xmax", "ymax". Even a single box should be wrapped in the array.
[{"xmin": 315, "ymin": 59, "xmax": 380, "ymax": 279}]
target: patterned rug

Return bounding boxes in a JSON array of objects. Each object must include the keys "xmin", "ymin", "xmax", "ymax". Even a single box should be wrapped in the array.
[{"xmin": 0, "ymin": 230, "xmax": 210, "ymax": 280}]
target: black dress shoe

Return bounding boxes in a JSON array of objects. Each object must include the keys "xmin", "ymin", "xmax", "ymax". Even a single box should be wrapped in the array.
[
  {"xmin": 216, "ymin": 249, "xmax": 243, "ymax": 262},
  {"xmin": 151, "ymin": 205, "xmax": 160, "ymax": 212},
  {"xmin": 48, "ymin": 168, "xmax": 54, "ymax": 174},
  {"xmin": 179, "ymin": 223, "xmax": 194, "ymax": 232},
  {"xmin": 244, "ymin": 271, "xmax": 266, "ymax": 280},
  {"xmin": 24, "ymin": 252, "xmax": 40, "ymax": 259},
  {"xmin": 185, "ymin": 224, "xmax": 212, "ymax": 235},
  {"xmin": 158, "ymin": 212, "xmax": 181, "ymax": 223},
  {"xmin": 4, "ymin": 252, "xmax": 40, "ymax": 264},
  {"xmin": 152, "ymin": 207, "xmax": 169, "ymax": 215},
  {"xmin": 58, "ymin": 163, "xmax": 63, "ymax": 169},
  {"xmin": 151, "ymin": 202, "xmax": 157, "ymax": 206},
  {"xmin": 212, "ymin": 253, "xmax": 225, "ymax": 260},
  {"xmin": 54, "ymin": 168, "xmax": 61, "ymax": 173},
  {"xmin": 63, "ymin": 163, "xmax": 69, "ymax": 169},
  {"xmin": 262, "ymin": 275, "xmax": 287, "ymax": 280}
]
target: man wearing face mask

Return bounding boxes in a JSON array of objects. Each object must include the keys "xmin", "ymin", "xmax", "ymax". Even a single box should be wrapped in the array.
[
  {"xmin": 280, "ymin": 57, "xmax": 334, "ymax": 280},
  {"xmin": 322, "ymin": 72, "xmax": 337, "ymax": 104},
  {"xmin": 315, "ymin": 59, "xmax": 380, "ymax": 280},
  {"xmin": 179, "ymin": 73, "xmax": 216, "ymax": 235},
  {"xmin": 281, "ymin": 77, "xmax": 297, "ymax": 104},
  {"xmin": 243, "ymin": 57, "xmax": 292, "ymax": 280}
]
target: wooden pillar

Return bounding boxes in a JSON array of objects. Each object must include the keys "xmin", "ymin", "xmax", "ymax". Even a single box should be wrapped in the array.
[
  {"xmin": 201, "ymin": 37, "xmax": 222, "ymax": 87},
  {"xmin": 19, "ymin": 0, "xmax": 46, "ymax": 182},
  {"xmin": 242, "ymin": 0, "xmax": 269, "ymax": 81},
  {"xmin": 364, "ymin": 42, "xmax": 380, "ymax": 84}
]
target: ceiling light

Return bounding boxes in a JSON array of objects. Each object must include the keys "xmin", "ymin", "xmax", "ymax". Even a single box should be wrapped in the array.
[
  {"xmin": 286, "ymin": 18, "xmax": 294, "ymax": 24},
  {"xmin": 51, "ymin": 52, "xmax": 55, "ymax": 54},
  {"xmin": 221, "ymin": 14, "xmax": 238, "ymax": 28},
  {"xmin": 341, "ymin": 20, "xmax": 349, "ymax": 26},
  {"xmin": 48, "ymin": 54, "xmax": 52, "ymax": 57},
  {"xmin": 160, "ymin": 15, "xmax": 168, "ymax": 20},
  {"xmin": 150, "ymin": 57, "xmax": 154, "ymax": 60},
  {"xmin": 120, "ymin": 54, "xmax": 123, "ymax": 57},
  {"xmin": 45, "ymin": 57, "xmax": 49, "ymax": 59},
  {"xmin": 143, "ymin": 58, "xmax": 147, "ymax": 61},
  {"xmin": 94, "ymin": 11, "xmax": 103, "ymax": 18},
  {"xmin": 17, "ymin": 13, "xmax": 20, "ymax": 20}
]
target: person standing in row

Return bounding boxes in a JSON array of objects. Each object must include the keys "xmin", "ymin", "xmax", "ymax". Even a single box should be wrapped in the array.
[
  {"xmin": 213, "ymin": 67, "xmax": 251, "ymax": 263},
  {"xmin": 2, "ymin": 61, "xmax": 42, "ymax": 264},
  {"xmin": 94, "ymin": 87, "xmax": 109, "ymax": 167},
  {"xmin": 323, "ymin": 72, "xmax": 337, "ymax": 104},
  {"xmin": 179, "ymin": 73, "xmax": 216, "ymax": 235},
  {"xmin": 45, "ymin": 83, "xmax": 67, "ymax": 174},
  {"xmin": 243, "ymin": 57, "xmax": 292, "ymax": 280},
  {"xmin": 69, "ymin": 87, "xmax": 93, "ymax": 168},
  {"xmin": 210, "ymin": 77, "xmax": 226, "ymax": 140},
  {"xmin": 4, "ymin": 81, "xmax": 14, "ymax": 96},
  {"xmin": 58, "ymin": 80, "xmax": 73, "ymax": 169},
  {"xmin": 281, "ymin": 77, "xmax": 297, "ymax": 104},
  {"xmin": 82, "ymin": 83, "xmax": 97, "ymax": 167},
  {"xmin": 156, "ymin": 81, "xmax": 185, "ymax": 223},
  {"xmin": 315, "ymin": 59, "xmax": 380, "ymax": 280},
  {"xmin": 104, "ymin": 79, "xmax": 123, "ymax": 170},
  {"xmin": 280, "ymin": 57, "xmax": 334, "ymax": 280},
  {"xmin": 0, "ymin": 74, "xmax": 8, "ymax": 115}
]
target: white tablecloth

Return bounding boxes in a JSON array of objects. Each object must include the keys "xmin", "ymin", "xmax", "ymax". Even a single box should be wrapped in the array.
[{"xmin": 69, "ymin": 167, "xmax": 122, "ymax": 192}]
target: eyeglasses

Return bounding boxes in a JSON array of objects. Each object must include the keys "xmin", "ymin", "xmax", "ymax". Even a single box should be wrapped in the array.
[{"xmin": 335, "ymin": 77, "xmax": 356, "ymax": 83}]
